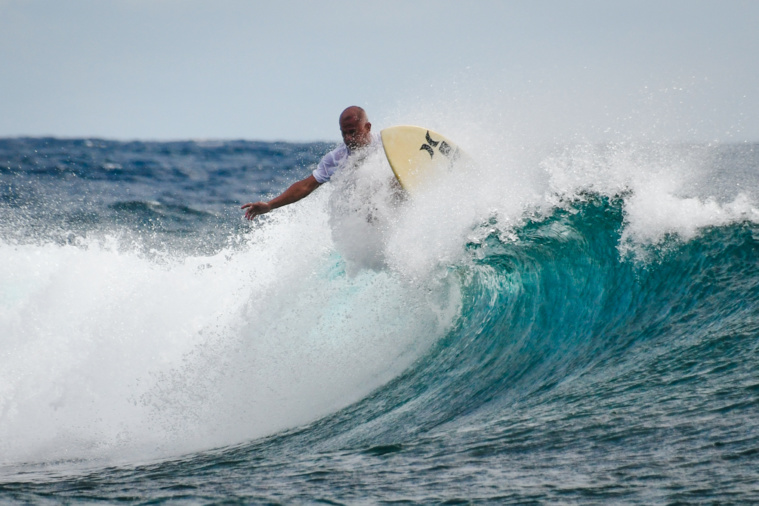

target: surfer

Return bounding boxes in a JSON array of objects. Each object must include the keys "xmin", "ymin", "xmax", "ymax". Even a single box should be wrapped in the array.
[{"xmin": 242, "ymin": 106, "xmax": 381, "ymax": 220}]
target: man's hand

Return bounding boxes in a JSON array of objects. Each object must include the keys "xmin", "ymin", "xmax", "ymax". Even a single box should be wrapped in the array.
[
  {"xmin": 241, "ymin": 175, "xmax": 321, "ymax": 221},
  {"xmin": 241, "ymin": 201, "xmax": 272, "ymax": 220}
]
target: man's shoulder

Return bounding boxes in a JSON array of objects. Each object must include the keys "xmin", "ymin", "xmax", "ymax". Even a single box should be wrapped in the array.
[{"xmin": 321, "ymin": 143, "xmax": 349, "ymax": 166}]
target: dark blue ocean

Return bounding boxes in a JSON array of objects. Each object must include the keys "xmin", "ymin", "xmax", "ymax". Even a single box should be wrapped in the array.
[{"xmin": 1, "ymin": 136, "xmax": 759, "ymax": 503}]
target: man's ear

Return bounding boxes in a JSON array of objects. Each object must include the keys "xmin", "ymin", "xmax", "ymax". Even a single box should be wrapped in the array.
[{"xmin": 365, "ymin": 122, "xmax": 372, "ymax": 132}]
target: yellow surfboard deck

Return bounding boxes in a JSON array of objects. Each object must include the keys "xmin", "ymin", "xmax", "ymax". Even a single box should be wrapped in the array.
[{"xmin": 380, "ymin": 125, "xmax": 462, "ymax": 194}]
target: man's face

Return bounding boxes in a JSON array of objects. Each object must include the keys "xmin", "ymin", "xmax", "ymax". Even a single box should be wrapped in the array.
[{"xmin": 340, "ymin": 115, "xmax": 372, "ymax": 151}]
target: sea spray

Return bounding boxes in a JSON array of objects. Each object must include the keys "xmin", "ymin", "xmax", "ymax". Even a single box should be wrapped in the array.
[{"xmin": 0, "ymin": 180, "xmax": 462, "ymax": 466}]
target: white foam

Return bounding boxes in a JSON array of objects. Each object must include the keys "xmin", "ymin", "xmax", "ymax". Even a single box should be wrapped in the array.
[
  {"xmin": 538, "ymin": 141, "xmax": 759, "ymax": 255},
  {"xmin": 380, "ymin": 84, "xmax": 759, "ymax": 258},
  {"xmin": 0, "ymin": 193, "xmax": 461, "ymax": 467},
  {"xmin": 621, "ymin": 184, "xmax": 759, "ymax": 250}
]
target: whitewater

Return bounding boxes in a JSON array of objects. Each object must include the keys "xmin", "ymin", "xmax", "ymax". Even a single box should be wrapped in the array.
[{"xmin": 1, "ymin": 130, "xmax": 759, "ymax": 502}]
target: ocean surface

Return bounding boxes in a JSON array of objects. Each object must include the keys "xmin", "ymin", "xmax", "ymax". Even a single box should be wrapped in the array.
[{"xmin": 1, "ymin": 135, "xmax": 759, "ymax": 503}]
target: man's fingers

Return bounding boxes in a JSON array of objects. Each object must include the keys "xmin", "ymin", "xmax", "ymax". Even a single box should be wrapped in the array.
[{"xmin": 242, "ymin": 202, "xmax": 269, "ymax": 220}]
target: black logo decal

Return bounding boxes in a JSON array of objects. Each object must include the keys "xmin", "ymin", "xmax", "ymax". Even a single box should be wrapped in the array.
[{"xmin": 420, "ymin": 131, "xmax": 456, "ymax": 160}]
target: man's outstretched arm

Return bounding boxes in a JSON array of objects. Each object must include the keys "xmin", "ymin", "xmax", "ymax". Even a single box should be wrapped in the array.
[{"xmin": 241, "ymin": 174, "xmax": 321, "ymax": 220}]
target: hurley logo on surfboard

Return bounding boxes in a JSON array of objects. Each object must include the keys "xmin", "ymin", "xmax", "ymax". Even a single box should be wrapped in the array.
[
  {"xmin": 419, "ymin": 131, "xmax": 456, "ymax": 159},
  {"xmin": 381, "ymin": 125, "xmax": 464, "ymax": 193}
]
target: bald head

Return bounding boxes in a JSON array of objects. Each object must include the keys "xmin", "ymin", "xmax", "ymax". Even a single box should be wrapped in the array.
[
  {"xmin": 339, "ymin": 106, "xmax": 372, "ymax": 150},
  {"xmin": 339, "ymin": 106, "xmax": 367, "ymax": 124}
]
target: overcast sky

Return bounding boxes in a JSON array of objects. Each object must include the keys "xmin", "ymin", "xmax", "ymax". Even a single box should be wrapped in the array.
[{"xmin": 1, "ymin": 0, "xmax": 757, "ymax": 142}]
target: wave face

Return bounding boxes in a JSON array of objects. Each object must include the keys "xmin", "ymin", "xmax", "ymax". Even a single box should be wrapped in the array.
[{"xmin": 1, "ymin": 137, "xmax": 759, "ymax": 502}]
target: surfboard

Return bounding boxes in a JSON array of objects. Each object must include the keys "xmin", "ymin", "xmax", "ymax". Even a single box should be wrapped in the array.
[{"xmin": 380, "ymin": 125, "xmax": 463, "ymax": 194}]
